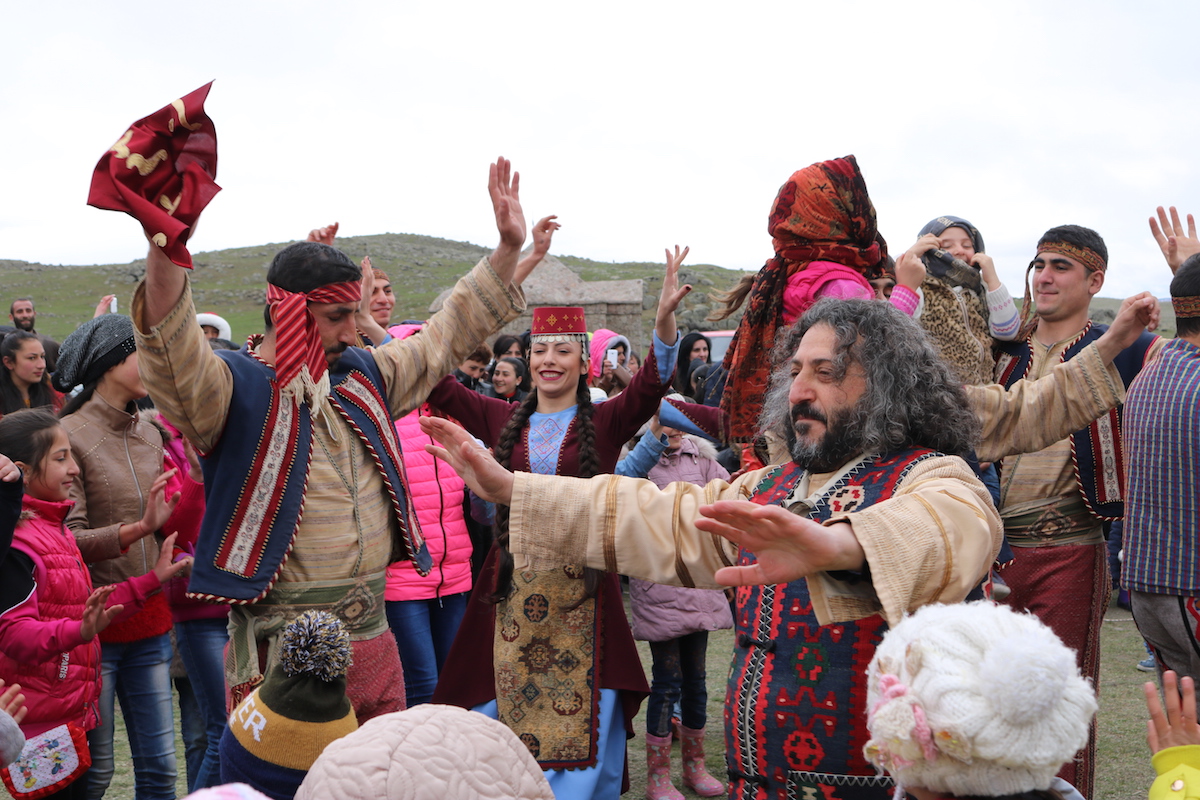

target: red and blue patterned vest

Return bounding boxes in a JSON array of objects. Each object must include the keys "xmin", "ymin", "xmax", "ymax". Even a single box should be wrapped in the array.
[
  {"xmin": 187, "ymin": 347, "xmax": 430, "ymax": 603},
  {"xmin": 725, "ymin": 449, "xmax": 936, "ymax": 800}
]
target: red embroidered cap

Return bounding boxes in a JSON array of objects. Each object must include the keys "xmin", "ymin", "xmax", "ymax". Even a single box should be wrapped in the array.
[
  {"xmin": 87, "ymin": 82, "xmax": 220, "ymax": 270},
  {"xmin": 530, "ymin": 307, "xmax": 589, "ymax": 345}
]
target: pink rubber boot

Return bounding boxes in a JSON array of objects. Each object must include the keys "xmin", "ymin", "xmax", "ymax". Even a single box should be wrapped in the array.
[
  {"xmin": 680, "ymin": 725, "xmax": 726, "ymax": 797},
  {"xmin": 645, "ymin": 732, "xmax": 684, "ymax": 800}
]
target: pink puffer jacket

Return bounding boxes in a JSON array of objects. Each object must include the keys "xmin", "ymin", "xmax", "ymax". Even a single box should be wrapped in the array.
[
  {"xmin": 384, "ymin": 405, "xmax": 472, "ymax": 602},
  {"xmin": 0, "ymin": 495, "xmax": 162, "ymax": 737}
]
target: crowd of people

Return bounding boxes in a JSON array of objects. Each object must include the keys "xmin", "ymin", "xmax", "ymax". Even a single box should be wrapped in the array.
[{"xmin": 2, "ymin": 84, "xmax": 1200, "ymax": 800}]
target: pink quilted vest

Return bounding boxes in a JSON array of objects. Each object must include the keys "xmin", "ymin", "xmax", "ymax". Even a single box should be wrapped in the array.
[
  {"xmin": 0, "ymin": 496, "xmax": 102, "ymax": 736},
  {"xmin": 384, "ymin": 406, "xmax": 473, "ymax": 601}
]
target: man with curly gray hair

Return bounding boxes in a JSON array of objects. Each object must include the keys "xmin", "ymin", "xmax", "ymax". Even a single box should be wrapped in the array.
[{"xmin": 423, "ymin": 293, "xmax": 1156, "ymax": 800}]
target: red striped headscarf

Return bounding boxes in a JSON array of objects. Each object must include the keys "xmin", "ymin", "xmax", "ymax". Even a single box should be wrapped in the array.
[{"xmin": 266, "ymin": 280, "xmax": 362, "ymax": 400}]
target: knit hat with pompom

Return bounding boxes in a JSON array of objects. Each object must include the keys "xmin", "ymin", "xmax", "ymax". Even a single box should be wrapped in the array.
[
  {"xmin": 219, "ymin": 611, "xmax": 358, "ymax": 800},
  {"xmin": 863, "ymin": 601, "xmax": 1097, "ymax": 799}
]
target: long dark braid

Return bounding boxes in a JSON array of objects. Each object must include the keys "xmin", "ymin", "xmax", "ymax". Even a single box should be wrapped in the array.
[{"xmin": 488, "ymin": 375, "xmax": 601, "ymax": 603}]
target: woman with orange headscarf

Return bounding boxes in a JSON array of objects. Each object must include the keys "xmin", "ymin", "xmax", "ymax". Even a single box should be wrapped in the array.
[{"xmin": 709, "ymin": 155, "xmax": 896, "ymax": 450}]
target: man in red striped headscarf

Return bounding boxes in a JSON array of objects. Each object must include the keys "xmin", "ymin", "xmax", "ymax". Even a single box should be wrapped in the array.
[{"xmin": 129, "ymin": 156, "xmax": 533, "ymax": 722}]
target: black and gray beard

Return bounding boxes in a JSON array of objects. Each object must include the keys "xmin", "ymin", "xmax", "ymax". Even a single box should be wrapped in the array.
[{"xmin": 786, "ymin": 401, "xmax": 863, "ymax": 473}]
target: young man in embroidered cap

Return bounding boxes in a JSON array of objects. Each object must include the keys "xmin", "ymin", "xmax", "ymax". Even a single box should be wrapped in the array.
[
  {"xmin": 994, "ymin": 224, "xmax": 1164, "ymax": 797},
  {"xmin": 131, "ymin": 157, "xmax": 532, "ymax": 721},
  {"xmin": 1123, "ymin": 219, "xmax": 1200, "ymax": 685},
  {"xmin": 421, "ymin": 292, "xmax": 1159, "ymax": 800}
]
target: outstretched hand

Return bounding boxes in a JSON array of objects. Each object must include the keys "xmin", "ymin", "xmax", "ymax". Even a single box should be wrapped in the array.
[
  {"xmin": 0, "ymin": 679, "xmax": 26, "ymax": 725},
  {"xmin": 700, "ymin": 501, "xmax": 864, "ymax": 587},
  {"xmin": 655, "ymin": 245, "xmax": 693, "ymax": 346},
  {"xmin": 80, "ymin": 585, "xmax": 123, "ymax": 642},
  {"xmin": 1150, "ymin": 207, "xmax": 1200, "ymax": 275},
  {"xmin": 307, "ymin": 222, "xmax": 339, "ymax": 246},
  {"xmin": 420, "ymin": 416, "xmax": 515, "ymax": 505},
  {"xmin": 1146, "ymin": 670, "xmax": 1200, "ymax": 754}
]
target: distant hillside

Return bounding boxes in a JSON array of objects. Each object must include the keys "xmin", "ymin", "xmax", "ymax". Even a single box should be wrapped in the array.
[
  {"xmin": 1, "ymin": 233, "xmax": 750, "ymax": 343},
  {"xmin": 0, "ymin": 235, "xmax": 1175, "ymax": 341}
]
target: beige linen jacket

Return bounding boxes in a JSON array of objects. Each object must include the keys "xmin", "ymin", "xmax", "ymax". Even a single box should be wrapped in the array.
[{"xmin": 508, "ymin": 339, "xmax": 1125, "ymax": 628}]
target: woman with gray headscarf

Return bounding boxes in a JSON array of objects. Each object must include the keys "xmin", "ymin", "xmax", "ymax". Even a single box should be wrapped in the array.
[{"xmin": 54, "ymin": 314, "xmax": 204, "ymax": 800}]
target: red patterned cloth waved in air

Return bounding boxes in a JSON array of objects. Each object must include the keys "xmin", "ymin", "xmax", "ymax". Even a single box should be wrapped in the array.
[
  {"xmin": 87, "ymin": 82, "xmax": 220, "ymax": 269},
  {"xmin": 720, "ymin": 154, "xmax": 887, "ymax": 444}
]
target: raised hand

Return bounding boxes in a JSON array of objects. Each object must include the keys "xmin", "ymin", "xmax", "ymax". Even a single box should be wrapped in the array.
[
  {"xmin": 700, "ymin": 501, "xmax": 864, "ymax": 586},
  {"xmin": 307, "ymin": 222, "xmax": 339, "ymax": 246},
  {"xmin": 1096, "ymin": 292, "xmax": 1160, "ymax": 363},
  {"xmin": 488, "ymin": 157, "xmax": 527, "ymax": 286},
  {"xmin": 80, "ymin": 585, "xmax": 123, "ymax": 642},
  {"xmin": 895, "ymin": 234, "xmax": 936, "ymax": 291},
  {"xmin": 0, "ymin": 679, "xmax": 26, "ymax": 725},
  {"xmin": 1150, "ymin": 207, "xmax": 1200, "ymax": 275},
  {"xmin": 655, "ymin": 245, "xmax": 693, "ymax": 346},
  {"xmin": 420, "ymin": 416, "xmax": 515, "ymax": 505},
  {"xmin": 152, "ymin": 532, "xmax": 192, "ymax": 584},
  {"xmin": 972, "ymin": 253, "xmax": 1002, "ymax": 291},
  {"xmin": 137, "ymin": 468, "xmax": 181, "ymax": 539},
  {"xmin": 94, "ymin": 294, "xmax": 117, "ymax": 318},
  {"xmin": 514, "ymin": 215, "xmax": 561, "ymax": 286},
  {"xmin": 531, "ymin": 215, "xmax": 560, "ymax": 258},
  {"xmin": 1146, "ymin": 670, "xmax": 1200, "ymax": 753}
]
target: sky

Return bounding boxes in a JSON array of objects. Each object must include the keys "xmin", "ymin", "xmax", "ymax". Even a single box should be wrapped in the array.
[{"xmin": 3, "ymin": 1, "xmax": 1198, "ymax": 301}]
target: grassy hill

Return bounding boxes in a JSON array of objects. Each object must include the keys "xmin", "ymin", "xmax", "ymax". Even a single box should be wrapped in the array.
[
  {"xmin": 1, "ymin": 234, "xmax": 750, "ymax": 343},
  {"xmin": 0, "ymin": 235, "xmax": 1175, "ymax": 342}
]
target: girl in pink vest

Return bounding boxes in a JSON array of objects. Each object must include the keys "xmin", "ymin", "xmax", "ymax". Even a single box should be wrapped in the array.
[{"xmin": 0, "ymin": 409, "xmax": 191, "ymax": 800}]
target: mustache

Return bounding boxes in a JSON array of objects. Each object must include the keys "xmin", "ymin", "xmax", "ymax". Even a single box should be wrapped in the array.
[
  {"xmin": 791, "ymin": 402, "xmax": 827, "ymax": 425},
  {"xmin": 325, "ymin": 343, "xmax": 349, "ymax": 356}
]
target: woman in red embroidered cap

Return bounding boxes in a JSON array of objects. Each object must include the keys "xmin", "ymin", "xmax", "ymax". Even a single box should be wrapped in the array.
[{"xmin": 427, "ymin": 248, "xmax": 691, "ymax": 800}]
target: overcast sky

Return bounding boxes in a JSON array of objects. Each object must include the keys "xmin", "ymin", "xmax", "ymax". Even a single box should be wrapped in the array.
[{"xmin": 4, "ymin": 1, "xmax": 1197, "ymax": 301}]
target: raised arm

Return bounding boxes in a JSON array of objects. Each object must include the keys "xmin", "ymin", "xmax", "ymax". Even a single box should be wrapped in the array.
[
  {"xmin": 142, "ymin": 242, "xmax": 188, "ymax": 330},
  {"xmin": 971, "ymin": 293, "xmax": 1159, "ymax": 463}
]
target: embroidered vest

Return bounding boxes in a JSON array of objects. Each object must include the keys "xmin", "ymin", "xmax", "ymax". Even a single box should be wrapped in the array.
[
  {"xmin": 996, "ymin": 323, "xmax": 1158, "ymax": 521},
  {"xmin": 187, "ymin": 346, "xmax": 430, "ymax": 603},
  {"xmin": 725, "ymin": 449, "xmax": 937, "ymax": 800}
]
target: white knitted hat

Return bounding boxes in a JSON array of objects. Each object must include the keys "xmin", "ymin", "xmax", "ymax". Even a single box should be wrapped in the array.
[{"xmin": 863, "ymin": 601, "xmax": 1097, "ymax": 798}]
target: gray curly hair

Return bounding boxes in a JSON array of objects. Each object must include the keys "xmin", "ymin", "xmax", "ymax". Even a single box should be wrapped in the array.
[{"xmin": 759, "ymin": 298, "xmax": 981, "ymax": 459}]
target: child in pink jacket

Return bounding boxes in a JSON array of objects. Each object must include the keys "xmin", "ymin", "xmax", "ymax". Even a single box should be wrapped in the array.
[{"xmin": 0, "ymin": 409, "xmax": 190, "ymax": 799}]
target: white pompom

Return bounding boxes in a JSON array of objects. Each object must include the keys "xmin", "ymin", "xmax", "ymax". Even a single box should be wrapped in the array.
[{"xmin": 978, "ymin": 635, "xmax": 1072, "ymax": 725}]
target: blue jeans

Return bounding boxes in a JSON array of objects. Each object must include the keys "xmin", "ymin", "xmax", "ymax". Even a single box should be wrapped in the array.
[
  {"xmin": 175, "ymin": 619, "xmax": 230, "ymax": 791},
  {"xmin": 385, "ymin": 593, "xmax": 469, "ymax": 706},
  {"xmin": 173, "ymin": 675, "xmax": 205, "ymax": 792},
  {"xmin": 86, "ymin": 634, "xmax": 177, "ymax": 800},
  {"xmin": 646, "ymin": 631, "xmax": 710, "ymax": 737}
]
